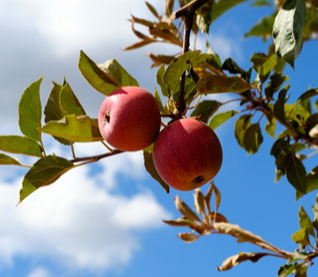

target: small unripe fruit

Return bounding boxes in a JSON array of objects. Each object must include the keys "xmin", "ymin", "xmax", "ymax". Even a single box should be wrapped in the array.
[
  {"xmin": 153, "ymin": 118, "xmax": 222, "ymax": 191},
  {"xmin": 98, "ymin": 86, "xmax": 161, "ymax": 151}
]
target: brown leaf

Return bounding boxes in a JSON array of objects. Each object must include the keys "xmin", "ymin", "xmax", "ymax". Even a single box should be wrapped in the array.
[
  {"xmin": 175, "ymin": 195, "xmax": 202, "ymax": 222},
  {"xmin": 162, "ymin": 217, "xmax": 194, "ymax": 227},
  {"xmin": 194, "ymin": 189, "xmax": 206, "ymax": 218},
  {"xmin": 209, "ymin": 212, "xmax": 229, "ymax": 223},
  {"xmin": 213, "ymin": 222, "xmax": 264, "ymax": 244},
  {"xmin": 147, "ymin": 53, "xmax": 176, "ymax": 68},
  {"xmin": 217, "ymin": 252, "xmax": 269, "ymax": 271},
  {"xmin": 178, "ymin": 232, "xmax": 199, "ymax": 243},
  {"xmin": 123, "ymin": 39, "xmax": 157, "ymax": 51}
]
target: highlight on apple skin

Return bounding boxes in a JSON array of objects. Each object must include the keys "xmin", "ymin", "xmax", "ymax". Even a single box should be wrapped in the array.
[
  {"xmin": 153, "ymin": 117, "xmax": 223, "ymax": 191},
  {"xmin": 98, "ymin": 86, "xmax": 161, "ymax": 151}
]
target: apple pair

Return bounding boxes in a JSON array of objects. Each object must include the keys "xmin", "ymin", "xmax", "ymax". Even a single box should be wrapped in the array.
[{"xmin": 98, "ymin": 86, "xmax": 222, "ymax": 191}]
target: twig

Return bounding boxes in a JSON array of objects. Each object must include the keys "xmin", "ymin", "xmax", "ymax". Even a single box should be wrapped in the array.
[
  {"xmin": 171, "ymin": 0, "xmax": 210, "ymax": 20},
  {"xmin": 70, "ymin": 150, "xmax": 123, "ymax": 163}
]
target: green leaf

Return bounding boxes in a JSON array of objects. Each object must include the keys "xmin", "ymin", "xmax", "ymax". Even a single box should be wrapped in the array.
[
  {"xmin": 222, "ymin": 58, "xmax": 246, "ymax": 75},
  {"xmin": 39, "ymin": 115, "xmax": 102, "ymax": 143},
  {"xmin": 44, "ymin": 81, "xmax": 64, "ymax": 123},
  {"xmin": 19, "ymin": 78, "xmax": 43, "ymax": 141},
  {"xmin": 59, "ymin": 82, "xmax": 86, "ymax": 116},
  {"xmin": 244, "ymin": 14, "xmax": 275, "ymax": 41},
  {"xmin": 0, "ymin": 136, "xmax": 43, "ymax": 157},
  {"xmin": 217, "ymin": 252, "xmax": 269, "ymax": 271},
  {"xmin": 143, "ymin": 149, "xmax": 169, "ymax": 193},
  {"xmin": 156, "ymin": 64, "xmax": 169, "ymax": 97},
  {"xmin": 298, "ymin": 206, "xmax": 315, "ymax": 237},
  {"xmin": 297, "ymin": 166, "xmax": 318, "ymax": 199},
  {"xmin": 265, "ymin": 73, "xmax": 289, "ymax": 99},
  {"xmin": 278, "ymin": 263, "xmax": 299, "ymax": 277},
  {"xmin": 0, "ymin": 153, "xmax": 22, "ymax": 166},
  {"xmin": 209, "ymin": 110, "xmax": 238, "ymax": 130},
  {"xmin": 250, "ymin": 53, "xmax": 277, "ymax": 82},
  {"xmin": 235, "ymin": 115, "xmax": 252, "ymax": 149},
  {"xmin": 291, "ymin": 228, "xmax": 310, "ymax": 245},
  {"xmin": 154, "ymin": 88, "xmax": 166, "ymax": 113},
  {"xmin": 273, "ymin": 85, "xmax": 289, "ymax": 122},
  {"xmin": 286, "ymin": 152, "xmax": 307, "ymax": 193},
  {"xmin": 243, "ymin": 123, "xmax": 264, "ymax": 154},
  {"xmin": 265, "ymin": 118, "xmax": 276, "ymax": 138},
  {"xmin": 212, "ymin": 0, "xmax": 249, "ymax": 23},
  {"xmin": 79, "ymin": 50, "xmax": 138, "ymax": 95},
  {"xmin": 44, "ymin": 82, "xmax": 71, "ymax": 145},
  {"xmin": 297, "ymin": 88, "xmax": 318, "ymax": 102},
  {"xmin": 19, "ymin": 155, "xmax": 74, "ymax": 203},
  {"xmin": 196, "ymin": 75, "xmax": 251, "ymax": 94},
  {"xmin": 196, "ymin": 1, "xmax": 214, "ymax": 33},
  {"xmin": 163, "ymin": 51, "xmax": 201, "ymax": 93},
  {"xmin": 190, "ymin": 100, "xmax": 221, "ymax": 123},
  {"xmin": 272, "ymin": 0, "xmax": 306, "ymax": 67}
]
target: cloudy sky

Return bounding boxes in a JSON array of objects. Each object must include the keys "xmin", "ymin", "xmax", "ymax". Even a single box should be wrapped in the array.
[{"xmin": 1, "ymin": 1, "xmax": 318, "ymax": 277}]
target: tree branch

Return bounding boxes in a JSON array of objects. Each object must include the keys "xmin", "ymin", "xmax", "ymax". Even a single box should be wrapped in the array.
[
  {"xmin": 70, "ymin": 149, "xmax": 123, "ymax": 163},
  {"xmin": 171, "ymin": 0, "xmax": 210, "ymax": 20}
]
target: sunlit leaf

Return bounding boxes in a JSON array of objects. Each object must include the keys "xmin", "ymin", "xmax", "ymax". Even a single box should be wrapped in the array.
[
  {"xmin": 209, "ymin": 110, "xmax": 238, "ymax": 130},
  {"xmin": 298, "ymin": 206, "xmax": 315, "ymax": 237},
  {"xmin": 0, "ymin": 153, "xmax": 22, "ymax": 166},
  {"xmin": 79, "ymin": 51, "xmax": 138, "ymax": 95},
  {"xmin": 291, "ymin": 228, "xmax": 310, "ymax": 245},
  {"xmin": 163, "ymin": 51, "xmax": 201, "ymax": 93},
  {"xmin": 265, "ymin": 118, "xmax": 276, "ymax": 138},
  {"xmin": 196, "ymin": 1, "xmax": 214, "ymax": 33},
  {"xmin": 145, "ymin": 1, "xmax": 160, "ymax": 18},
  {"xmin": 39, "ymin": 115, "xmax": 102, "ymax": 143},
  {"xmin": 272, "ymin": 0, "xmax": 306, "ymax": 67},
  {"xmin": 194, "ymin": 189, "xmax": 206, "ymax": 218},
  {"xmin": 0, "ymin": 136, "xmax": 42, "ymax": 157},
  {"xmin": 59, "ymin": 82, "xmax": 86, "ymax": 116},
  {"xmin": 19, "ymin": 78, "xmax": 43, "ymax": 141},
  {"xmin": 19, "ymin": 155, "xmax": 74, "ymax": 203}
]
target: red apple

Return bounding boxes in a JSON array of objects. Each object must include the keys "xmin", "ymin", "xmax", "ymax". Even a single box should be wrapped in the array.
[
  {"xmin": 153, "ymin": 118, "xmax": 222, "ymax": 191},
  {"xmin": 98, "ymin": 86, "xmax": 161, "ymax": 151}
]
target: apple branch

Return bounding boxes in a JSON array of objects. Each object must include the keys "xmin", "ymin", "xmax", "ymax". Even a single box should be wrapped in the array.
[
  {"xmin": 70, "ymin": 149, "xmax": 123, "ymax": 163},
  {"xmin": 172, "ymin": 0, "xmax": 208, "ymax": 116}
]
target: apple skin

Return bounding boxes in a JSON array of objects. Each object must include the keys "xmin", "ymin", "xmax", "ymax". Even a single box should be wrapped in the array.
[
  {"xmin": 98, "ymin": 86, "xmax": 161, "ymax": 151},
  {"xmin": 153, "ymin": 118, "xmax": 222, "ymax": 191}
]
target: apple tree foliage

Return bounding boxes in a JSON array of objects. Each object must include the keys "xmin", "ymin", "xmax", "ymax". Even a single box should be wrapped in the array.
[{"xmin": 1, "ymin": 0, "xmax": 318, "ymax": 275}]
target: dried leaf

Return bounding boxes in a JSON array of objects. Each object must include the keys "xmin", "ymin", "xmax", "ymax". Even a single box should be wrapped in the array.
[
  {"xmin": 217, "ymin": 252, "xmax": 269, "ymax": 271},
  {"xmin": 178, "ymin": 232, "xmax": 199, "ymax": 243},
  {"xmin": 175, "ymin": 195, "xmax": 202, "ymax": 222}
]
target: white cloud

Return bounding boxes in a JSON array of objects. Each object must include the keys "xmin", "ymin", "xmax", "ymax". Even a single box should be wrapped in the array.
[
  {"xmin": 0, "ymin": 146, "xmax": 170, "ymax": 273},
  {"xmin": 2, "ymin": 0, "xmax": 163, "ymax": 57},
  {"xmin": 26, "ymin": 267, "xmax": 51, "ymax": 277}
]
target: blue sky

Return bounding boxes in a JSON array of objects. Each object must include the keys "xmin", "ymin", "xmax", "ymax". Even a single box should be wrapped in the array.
[{"xmin": 0, "ymin": 1, "xmax": 318, "ymax": 277}]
